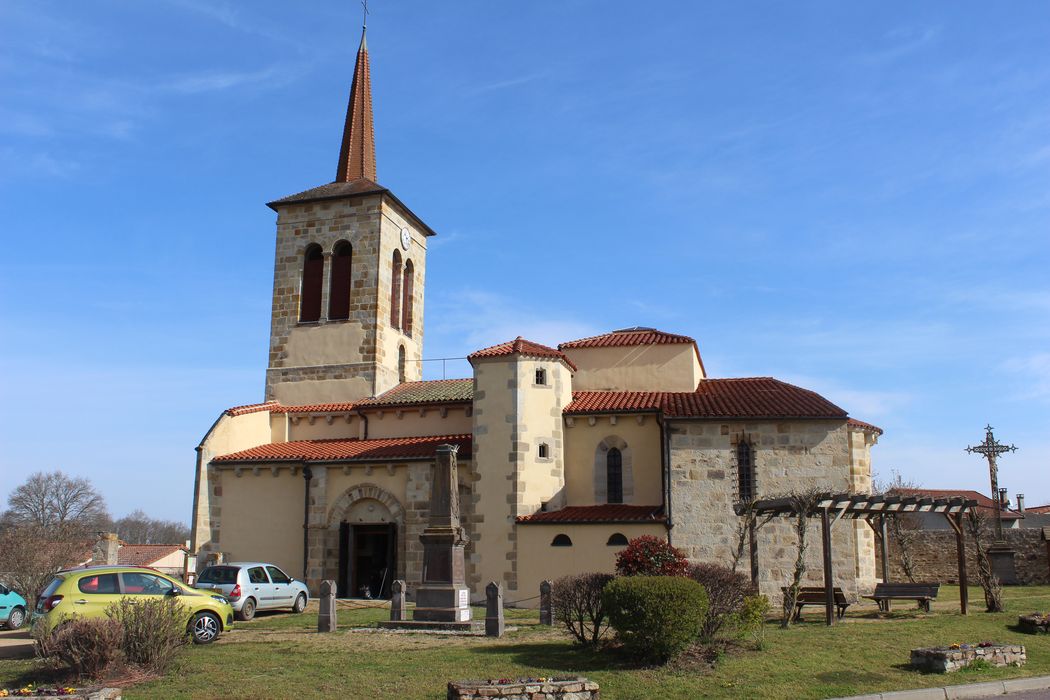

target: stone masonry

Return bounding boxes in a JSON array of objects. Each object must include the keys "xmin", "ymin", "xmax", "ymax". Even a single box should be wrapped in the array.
[{"xmin": 879, "ymin": 526, "xmax": 1049, "ymax": 585}]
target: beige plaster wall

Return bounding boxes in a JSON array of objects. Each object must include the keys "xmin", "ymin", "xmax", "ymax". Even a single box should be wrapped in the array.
[
  {"xmin": 668, "ymin": 419, "xmax": 873, "ymax": 601},
  {"xmin": 563, "ymin": 414, "xmax": 662, "ymax": 506},
  {"xmin": 214, "ymin": 467, "xmax": 304, "ymax": 579},
  {"xmin": 363, "ymin": 406, "xmax": 473, "ymax": 439},
  {"xmin": 562, "ymin": 343, "xmax": 704, "ymax": 392},
  {"xmin": 286, "ymin": 413, "xmax": 360, "ymax": 441},
  {"xmin": 515, "ymin": 523, "xmax": 666, "ymax": 607}
]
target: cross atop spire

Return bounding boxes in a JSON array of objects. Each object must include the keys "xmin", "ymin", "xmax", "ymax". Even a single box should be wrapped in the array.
[{"xmin": 335, "ymin": 20, "xmax": 377, "ymax": 183}]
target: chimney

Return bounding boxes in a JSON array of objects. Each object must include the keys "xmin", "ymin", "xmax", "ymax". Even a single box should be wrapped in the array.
[
  {"xmin": 1016, "ymin": 493, "xmax": 1025, "ymax": 514},
  {"xmin": 92, "ymin": 532, "xmax": 120, "ymax": 566},
  {"xmin": 999, "ymin": 488, "xmax": 1009, "ymax": 509}
]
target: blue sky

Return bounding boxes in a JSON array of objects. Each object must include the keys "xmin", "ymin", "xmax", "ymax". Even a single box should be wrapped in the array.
[{"xmin": 1, "ymin": 1, "xmax": 1048, "ymax": 523}]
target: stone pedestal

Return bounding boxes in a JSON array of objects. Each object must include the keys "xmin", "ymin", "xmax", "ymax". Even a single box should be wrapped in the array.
[
  {"xmin": 390, "ymin": 580, "xmax": 407, "ymax": 621},
  {"xmin": 989, "ymin": 542, "xmax": 1018, "ymax": 585},
  {"xmin": 318, "ymin": 580, "xmax": 337, "ymax": 632},
  {"xmin": 485, "ymin": 582, "xmax": 504, "ymax": 637}
]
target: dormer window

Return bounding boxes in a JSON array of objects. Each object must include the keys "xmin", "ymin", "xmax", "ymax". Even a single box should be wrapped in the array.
[{"xmin": 535, "ymin": 368, "xmax": 546, "ymax": 386}]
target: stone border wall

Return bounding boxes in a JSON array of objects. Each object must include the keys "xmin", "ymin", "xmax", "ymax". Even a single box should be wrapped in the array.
[
  {"xmin": 910, "ymin": 644, "xmax": 1026, "ymax": 673},
  {"xmin": 448, "ymin": 677, "xmax": 598, "ymax": 700},
  {"xmin": 879, "ymin": 527, "xmax": 1049, "ymax": 585}
]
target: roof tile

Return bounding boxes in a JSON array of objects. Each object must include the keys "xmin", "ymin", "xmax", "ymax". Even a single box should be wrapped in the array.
[
  {"xmin": 213, "ymin": 434, "xmax": 472, "ymax": 464},
  {"xmin": 468, "ymin": 337, "xmax": 577, "ymax": 370},
  {"xmin": 357, "ymin": 379, "xmax": 473, "ymax": 407},
  {"xmin": 559, "ymin": 327, "xmax": 696, "ymax": 349},
  {"xmin": 517, "ymin": 504, "xmax": 665, "ymax": 524},
  {"xmin": 118, "ymin": 544, "xmax": 186, "ymax": 567}
]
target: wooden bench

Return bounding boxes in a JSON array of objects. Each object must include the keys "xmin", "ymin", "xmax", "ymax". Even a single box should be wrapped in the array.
[
  {"xmin": 782, "ymin": 586, "xmax": 852, "ymax": 620},
  {"xmin": 863, "ymin": 582, "xmax": 940, "ymax": 612}
]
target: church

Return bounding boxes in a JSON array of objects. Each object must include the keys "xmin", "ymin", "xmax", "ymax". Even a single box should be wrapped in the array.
[{"xmin": 190, "ymin": 28, "xmax": 882, "ymax": 604}]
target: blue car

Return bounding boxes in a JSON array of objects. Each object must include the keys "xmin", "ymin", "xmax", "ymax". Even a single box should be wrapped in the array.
[{"xmin": 0, "ymin": 583, "xmax": 28, "ymax": 630}]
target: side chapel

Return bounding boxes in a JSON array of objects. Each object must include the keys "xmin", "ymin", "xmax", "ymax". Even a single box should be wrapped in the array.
[{"xmin": 191, "ymin": 28, "xmax": 883, "ymax": 604}]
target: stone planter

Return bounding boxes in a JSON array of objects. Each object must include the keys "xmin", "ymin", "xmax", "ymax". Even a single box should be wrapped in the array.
[
  {"xmin": 1018, "ymin": 613, "xmax": 1050, "ymax": 634},
  {"xmin": 447, "ymin": 676, "xmax": 599, "ymax": 700},
  {"xmin": 0, "ymin": 689, "xmax": 120, "ymax": 699},
  {"xmin": 910, "ymin": 643, "xmax": 1026, "ymax": 673}
]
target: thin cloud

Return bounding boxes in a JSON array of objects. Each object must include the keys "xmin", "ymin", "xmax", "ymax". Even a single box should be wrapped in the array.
[
  {"xmin": 859, "ymin": 26, "xmax": 941, "ymax": 66},
  {"xmin": 465, "ymin": 73, "xmax": 546, "ymax": 96}
]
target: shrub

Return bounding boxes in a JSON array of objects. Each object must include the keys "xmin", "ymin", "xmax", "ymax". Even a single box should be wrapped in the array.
[
  {"xmin": 35, "ymin": 618, "xmax": 124, "ymax": 680},
  {"xmin": 106, "ymin": 596, "xmax": 188, "ymax": 673},
  {"xmin": 603, "ymin": 576, "xmax": 708, "ymax": 663},
  {"xmin": 735, "ymin": 594, "xmax": 771, "ymax": 649},
  {"xmin": 614, "ymin": 535, "xmax": 688, "ymax": 577},
  {"xmin": 551, "ymin": 573, "xmax": 613, "ymax": 645},
  {"xmin": 687, "ymin": 562, "xmax": 756, "ymax": 641}
]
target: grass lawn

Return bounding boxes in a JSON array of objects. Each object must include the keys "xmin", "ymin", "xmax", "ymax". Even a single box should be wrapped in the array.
[{"xmin": 2, "ymin": 586, "xmax": 1049, "ymax": 699}]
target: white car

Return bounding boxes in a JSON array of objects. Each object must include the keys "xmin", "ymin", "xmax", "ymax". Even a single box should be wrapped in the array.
[{"xmin": 194, "ymin": 562, "xmax": 308, "ymax": 621}]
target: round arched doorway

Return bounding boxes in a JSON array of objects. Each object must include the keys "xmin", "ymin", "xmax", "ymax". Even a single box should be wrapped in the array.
[{"xmin": 326, "ymin": 485, "xmax": 405, "ymax": 599}]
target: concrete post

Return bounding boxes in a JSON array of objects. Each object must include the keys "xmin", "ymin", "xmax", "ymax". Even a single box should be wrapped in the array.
[
  {"xmin": 318, "ymin": 580, "xmax": 337, "ymax": 633},
  {"xmin": 539, "ymin": 580, "xmax": 553, "ymax": 626},
  {"xmin": 485, "ymin": 582, "xmax": 504, "ymax": 637},
  {"xmin": 390, "ymin": 580, "xmax": 407, "ymax": 621}
]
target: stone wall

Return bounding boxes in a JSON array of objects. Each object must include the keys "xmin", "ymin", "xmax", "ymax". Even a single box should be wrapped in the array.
[
  {"xmin": 669, "ymin": 419, "xmax": 874, "ymax": 601},
  {"xmin": 447, "ymin": 678, "xmax": 599, "ymax": 700},
  {"xmin": 878, "ymin": 526, "xmax": 1050, "ymax": 585}
]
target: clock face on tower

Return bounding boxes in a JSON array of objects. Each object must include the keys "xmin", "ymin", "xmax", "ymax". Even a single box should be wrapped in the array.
[{"xmin": 400, "ymin": 227, "xmax": 411, "ymax": 251}]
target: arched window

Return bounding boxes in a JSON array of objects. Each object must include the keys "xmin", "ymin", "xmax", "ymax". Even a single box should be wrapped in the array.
[
  {"xmin": 607, "ymin": 533, "xmax": 629, "ymax": 546},
  {"xmin": 402, "ymin": 260, "xmax": 414, "ymax": 337},
  {"xmin": 551, "ymin": 534, "xmax": 572, "ymax": 547},
  {"xmin": 390, "ymin": 250, "xmax": 402, "ymax": 329},
  {"xmin": 538, "ymin": 443, "xmax": 549, "ymax": 459},
  {"xmin": 607, "ymin": 447, "xmax": 623, "ymax": 504},
  {"xmin": 328, "ymin": 241, "xmax": 352, "ymax": 321},
  {"xmin": 737, "ymin": 441, "xmax": 755, "ymax": 502},
  {"xmin": 299, "ymin": 244, "xmax": 324, "ymax": 323},
  {"xmin": 398, "ymin": 345, "xmax": 406, "ymax": 384}
]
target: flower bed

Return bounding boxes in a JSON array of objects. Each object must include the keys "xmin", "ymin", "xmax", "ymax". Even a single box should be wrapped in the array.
[
  {"xmin": 910, "ymin": 642, "xmax": 1026, "ymax": 673},
  {"xmin": 0, "ymin": 688, "xmax": 120, "ymax": 699},
  {"xmin": 1018, "ymin": 613, "xmax": 1050, "ymax": 634},
  {"xmin": 447, "ymin": 676, "xmax": 598, "ymax": 700}
]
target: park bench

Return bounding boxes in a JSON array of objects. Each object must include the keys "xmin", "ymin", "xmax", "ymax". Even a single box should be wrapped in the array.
[
  {"xmin": 863, "ymin": 582, "xmax": 940, "ymax": 612},
  {"xmin": 782, "ymin": 586, "xmax": 852, "ymax": 620}
]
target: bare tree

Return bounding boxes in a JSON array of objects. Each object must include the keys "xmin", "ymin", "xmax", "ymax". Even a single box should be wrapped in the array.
[
  {"xmin": 780, "ymin": 488, "xmax": 823, "ymax": 629},
  {"xmin": 965, "ymin": 509, "xmax": 1004, "ymax": 613},
  {"xmin": 731, "ymin": 498, "xmax": 775, "ymax": 574},
  {"xmin": 4, "ymin": 471, "xmax": 109, "ymax": 534},
  {"xmin": 113, "ymin": 510, "xmax": 190, "ymax": 545},
  {"xmin": 873, "ymin": 469, "xmax": 921, "ymax": 582},
  {"xmin": 0, "ymin": 524, "xmax": 88, "ymax": 602}
]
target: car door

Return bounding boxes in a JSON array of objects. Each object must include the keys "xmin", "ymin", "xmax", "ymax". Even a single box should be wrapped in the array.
[
  {"xmin": 245, "ymin": 566, "xmax": 272, "ymax": 609},
  {"xmin": 0, "ymin": 584, "xmax": 13, "ymax": 622},
  {"xmin": 119, "ymin": 571, "xmax": 181, "ymax": 613},
  {"xmin": 265, "ymin": 566, "xmax": 294, "ymax": 608},
  {"xmin": 71, "ymin": 572, "xmax": 123, "ymax": 620}
]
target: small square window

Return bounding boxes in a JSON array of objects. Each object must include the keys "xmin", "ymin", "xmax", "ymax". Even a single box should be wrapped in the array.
[
  {"xmin": 538, "ymin": 443, "xmax": 549, "ymax": 459},
  {"xmin": 535, "ymin": 368, "xmax": 546, "ymax": 385}
]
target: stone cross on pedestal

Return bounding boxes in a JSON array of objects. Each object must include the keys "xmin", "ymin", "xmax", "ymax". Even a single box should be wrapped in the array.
[
  {"xmin": 413, "ymin": 444, "xmax": 471, "ymax": 623},
  {"xmin": 966, "ymin": 425, "xmax": 1019, "ymax": 584}
]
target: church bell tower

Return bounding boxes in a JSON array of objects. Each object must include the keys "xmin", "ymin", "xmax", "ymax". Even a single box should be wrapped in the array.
[{"xmin": 263, "ymin": 27, "xmax": 433, "ymax": 405}]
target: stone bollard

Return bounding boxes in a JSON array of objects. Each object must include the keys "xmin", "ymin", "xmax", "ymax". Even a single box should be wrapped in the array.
[
  {"xmin": 318, "ymin": 580, "xmax": 337, "ymax": 633},
  {"xmin": 390, "ymin": 580, "xmax": 407, "ymax": 621},
  {"xmin": 485, "ymin": 581, "xmax": 504, "ymax": 637},
  {"xmin": 539, "ymin": 580, "xmax": 553, "ymax": 626}
]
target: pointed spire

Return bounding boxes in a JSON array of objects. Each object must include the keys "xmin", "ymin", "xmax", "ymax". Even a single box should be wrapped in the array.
[{"xmin": 335, "ymin": 27, "xmax": 377, "ymax": 183}]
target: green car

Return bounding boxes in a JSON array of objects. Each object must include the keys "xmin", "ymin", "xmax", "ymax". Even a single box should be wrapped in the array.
[{"xmin": 34, "ymin": 566, "xmax": 234, "ymax": 644}]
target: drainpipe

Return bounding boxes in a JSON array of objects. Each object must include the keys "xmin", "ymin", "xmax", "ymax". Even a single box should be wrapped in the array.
[
  {"xmin": 660, "ymin": 418, "xmax": 674, "ymax": 546},
  {"xmin": 302, "ymin": 464, "xmax": 313, "ymax": 581},
  {"xmin": 356, "ymin": 409, "xmax": 369, "ymax": 440}
]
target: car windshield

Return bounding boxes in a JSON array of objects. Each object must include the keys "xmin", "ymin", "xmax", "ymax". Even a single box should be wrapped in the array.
[{"xmin": 196, "ymin": 566, "xmax": 240, "ymax": 585}]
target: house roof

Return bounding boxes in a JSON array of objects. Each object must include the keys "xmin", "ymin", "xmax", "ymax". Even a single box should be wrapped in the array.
[
  {"xmin": 559, "ymin": 327, "xmax": 696, "ymax": 349},
  {"xmin": 564, "ymin": 378, "xmax": 847, "ymax": 420},
  {"xmin": 118, "ymin": 544, "xmax": 186, "ymax": 567},
  {"xmin": 847, "ymin": 418, "xmax": 884, "ymax": 435},
  {"xmin": 213, "ymin": 434, "xmax": 472, "ymax": 464},
  {"xmin": 468, "ymin": 337, "xmax": 577, "ymax": 371},
  {"xmin": 1027, "ymin": 505, "xmax": 1050, "ymax": 515},
  {"xmin": 265, "ymin": 179, "xmax": 436, "ymax": 237},
  {"xmin": 516, "ymin": 504, "xmax": 666, "ymax": 524},
  {"xmin": 892, "ymin": 488, "xmax": 1023, "ymax": 520},
  {"xmin": 357, "ymin": 379, "xmax": 473, "ymax": 407}
]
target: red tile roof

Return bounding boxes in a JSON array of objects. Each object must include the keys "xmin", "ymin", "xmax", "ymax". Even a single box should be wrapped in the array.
[
  {"xmin": 276, "ymin": 402, "xmax": 359, "ymax": 414},
  {"xmin": 564, "ymin": 378, "xmax": 847, "ymax": 420},
  {"xmin": 468, "ymin": 337, "xmax": 577, "ymax": 371},
  {"xmin": 357, "ymin": 379, "xmax": 473, "ymax": 407},
  {"xmin": 892, "ymin": 488, "xmax": 1023, "ymax": 520},
  {"xmin": 1027, "ymin": 504, "xmax": 1050, "ymax": 514},
  {"xmin": 559, "ymin": 328, "xmax": 696, "ymax": 349},
  {"xmin": 517, "ymin": 504, "xmax": 665, "ymax": 524},
  {"xmin": 213, "ymin": 434, "xmax": 472, "ymax": 463},
  {"xmin": 225, "ymin": 401, "xmax": 280, "ymax": 417},
  {"xmin": 118, "ymin": 544, "xmax": 186, "ymax": 567},
  {"xmin": 847, "ymin": 418, "xmax": 884, "ymax": 435}
]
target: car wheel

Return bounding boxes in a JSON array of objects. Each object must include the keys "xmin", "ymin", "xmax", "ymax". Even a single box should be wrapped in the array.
[
  {"xmin": 189, "ymin": 612, "xmax": 221, "ymax": 645},
  {"xmin": 6, "ymin": 607, "xmax": 25, "ymax": 630},
  {"xmin": 236, "ymin": 598, "xmax": 256, "ymax": 622},
  {"xmin": 292, "ymin": 593, "xmax": 307, "ymax": 614}
]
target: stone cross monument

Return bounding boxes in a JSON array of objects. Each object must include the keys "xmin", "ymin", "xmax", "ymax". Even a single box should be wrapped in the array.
[
  {"xmin": 966, "ymin": 424, "xmax": 1019, "ymax": 584},
  {"xmin": 412, "ymin": 444, "xmax": 472, "ymax": 623}
]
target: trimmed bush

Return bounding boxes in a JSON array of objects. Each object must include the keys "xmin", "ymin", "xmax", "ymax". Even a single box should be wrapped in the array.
[
  {"xmin": 107, "ymin": 596, "xmax": 188, "ymax": 673},
  {"xmin": 603, "ymin": 576, "xmax": 708, "ymax": 663},
  {"xmin": 35, "ymin": 617, "xmax": 124, "ymax": 680},
  {"xmin": 614, "ymin": 535, "xmax": 688, "ymax": 577},
  {"xmin": 687, "ymin": 562, "xmax": 756, "ymax": 641},
  {"xmin": 551, "ymin": 572, "xmax": 614, "ymax": 645}
]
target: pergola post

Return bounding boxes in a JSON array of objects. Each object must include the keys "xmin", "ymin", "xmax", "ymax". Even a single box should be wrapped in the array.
[
  {"xmin": 945, "ymin": 512, "xmax": 968, "ymax": 615},
  {"xmin": 879, "ymin": 515, "xmax": 891, "ymax": 612},
  {"xmin": 748, "ymin": 518, "xmax": 759, "ymax": 586},
  {"xmin": 821, "ymin": 507, "xmax": 834, "ymax": 626}
]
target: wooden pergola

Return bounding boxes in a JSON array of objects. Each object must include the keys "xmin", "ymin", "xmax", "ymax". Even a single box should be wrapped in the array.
[{"xmin": 735, "ymin": 493, "xmax": 977, "ymax": 625}]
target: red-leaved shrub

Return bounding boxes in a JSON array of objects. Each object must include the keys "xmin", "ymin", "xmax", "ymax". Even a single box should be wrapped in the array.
[{"xmin": 614, "ymin": 535, "xmax": 688, "ymax": 577}]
